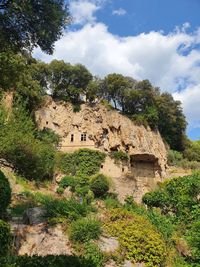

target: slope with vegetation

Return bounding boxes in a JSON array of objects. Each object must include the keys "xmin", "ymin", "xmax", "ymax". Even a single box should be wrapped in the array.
[{"xmin": 0, "ymin": 1, "xmax": 200, "ymax": 267}]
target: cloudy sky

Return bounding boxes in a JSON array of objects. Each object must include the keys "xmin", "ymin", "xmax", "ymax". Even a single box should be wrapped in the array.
[{"xmin": 34, "ymin": 0, "xmax": 200, "ymax": 140}]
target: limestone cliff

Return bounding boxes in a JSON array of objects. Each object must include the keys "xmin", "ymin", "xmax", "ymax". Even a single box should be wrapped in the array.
[{"xmin": 35, "ymin": 96, "xmax": 167, "ymax": 202}]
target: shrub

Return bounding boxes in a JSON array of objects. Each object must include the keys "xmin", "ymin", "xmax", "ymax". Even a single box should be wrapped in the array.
[
  {"xmin": 0, "ymin": 255, "xmax": 94, "ymax": 267},
  {"xmin": 44, "ymin": 197, "xmax": 89, "ymax": 221},
  {"xmin": 58, "ymin": 149, "xmax": 106, "ymax": 177},
  {"xmin": 56, "ymin": 187, "xmax": 64, "ymax": 195},
  {"xmin": 0, "ymin": 104, "xmax": 56, "ymax": 180},
  {"xmin": 104, "ymin": 196, "xmax": 120, "ymax": 209},
  {"xmin": 84, "ymin": 242, "xmax": 104, "ymax": 267},
  {"xmin": 167, "ymin": 150, "xmax": 183, "ymax": 166},
  {"xmin": 59, "ymin": 176, "xmax": 77, "ymax": 189},
  {"xmin": 0, "ymin": 219, "xmax": 12, "ymax": 256},
  {"xmin": 104, "ymin": 209, "xmax": 166, "ymax": 267},
  {"xmin": 110, "ymin": 150, "xmax": 129, "ymax": 163},
  {"xmin": 186, "ymin": 221, "xmax": 200, "ymax": 261},
  {"xmin": 70, "ymin": 218, "xmax": 102, "ymax": 242},
  {"xmin": 0, "ymin": 170, "xmax": 11, "ymax": 215},
  {"xmin": 90, "ymin": 174, "xmax": 109, "ymax": 197}
]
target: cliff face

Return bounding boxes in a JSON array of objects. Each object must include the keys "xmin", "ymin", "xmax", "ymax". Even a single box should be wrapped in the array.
[{"xmin": 35, "ymin": 97, "xmax": 167, "ymax": 202}]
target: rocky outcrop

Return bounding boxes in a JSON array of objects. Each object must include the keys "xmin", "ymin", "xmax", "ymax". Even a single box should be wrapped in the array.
[{"xmin": 35, "ymin": 97, "xmax": 167, "ymax": 202}]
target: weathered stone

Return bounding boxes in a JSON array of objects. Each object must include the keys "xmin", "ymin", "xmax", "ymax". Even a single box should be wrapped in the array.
[
  {"xmin": 35, "ymin": 97, "xmax": 167, "ymax": 202},
  {"xmin": 124, "ymin": 261, "xmax": 146, "ymax": 267},
  {"xmin": 23, "ymin": 207, "xmax": 47, "ymax": 225},
  {"xmin": 17, "ymin": 224, "xmax": 72, "ymax": 256},
  {"xmin": 98, "ymin": 236, "xmax": 119, "ymax": 253}
]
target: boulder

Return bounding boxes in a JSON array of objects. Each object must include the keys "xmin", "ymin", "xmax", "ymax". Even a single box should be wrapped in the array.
[{"xmin": 23, "ymin": 207, "xmax": 47, "ymax": 225}]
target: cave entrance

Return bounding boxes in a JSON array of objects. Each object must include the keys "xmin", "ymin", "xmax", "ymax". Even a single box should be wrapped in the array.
[{"xmin": 130, "ymin": 154, "xmax": 158, "ymax": 178}]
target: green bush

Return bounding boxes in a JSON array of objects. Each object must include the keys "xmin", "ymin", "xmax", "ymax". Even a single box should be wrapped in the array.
[
  {"xmin": 186, "ymin": 221, "xmax": 200, "ymax": 261},
  {"xmin": 57, "ymin": 149, "xmax": 106, "ymax": 177},
  {"xmin": 44, "ymin": 197, "xmax": 89, "ymax": 221},
  {"xmin": 70, "ymin": 218, "xmax": 102, "ymax": 242},
  {"xmin": 143, "ymin": 173, "xmax": 200, "ymax": 221},
  {"xmin": 59, "ymin": 176, "xmax": 77, "ymax": 189},
  {"xmin": 167, "ymin": 150, "xmax": 183, "ymax": 166},
  {"xmin": 0, "ymin": 105, "xmax": 56, "ymax": 180},
  {"xmin": 104, "ymin": 209, "xmax": 166, "ymax": 267},
  {"xmin": 110, "ymin": 150, "xmax": 129, "ymax": 162},
  {"xmin": 0, "ymin": 255, "xmax": 95, "ymax": 267},
  {"xmin": 0, "ymin": 219, "xmax": 12, "ymax": 256},
  {"xmin": 84, "ymin": 242, "xmax": 104, "ymax": 267},
  {"xmin": 90, "ymin": 174, "xmax": 109, "ymax": 197},
  {"xmin": 0, "ymin": 170, "xmax": 11, "ymax": 215}
]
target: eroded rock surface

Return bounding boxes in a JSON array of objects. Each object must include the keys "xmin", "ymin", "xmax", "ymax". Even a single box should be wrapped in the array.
[
  {"xmin": 35, "ymin": 97, "xmax": 167, "ymax": 202},
  {"xmin": 12, "ymin": 223, "xmax": 72, "ymax": 256}
]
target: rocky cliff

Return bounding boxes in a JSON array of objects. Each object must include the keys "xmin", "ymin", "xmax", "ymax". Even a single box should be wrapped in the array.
[{"xmin": 35, "ymin": 97, "xmax": 167, "ymax": 202}]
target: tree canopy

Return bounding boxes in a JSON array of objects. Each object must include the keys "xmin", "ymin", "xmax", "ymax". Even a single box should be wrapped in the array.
[{"xmin": 0, "ymin": 0, "xmax": 70, "ymax": 54}]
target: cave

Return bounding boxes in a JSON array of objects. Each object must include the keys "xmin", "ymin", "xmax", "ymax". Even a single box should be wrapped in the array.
[{"xmin": 130, "ymin": 154, "xmax": 158, "ymax": 178}]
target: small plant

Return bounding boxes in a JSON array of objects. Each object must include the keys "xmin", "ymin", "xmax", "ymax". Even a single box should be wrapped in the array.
[
  {"xmin": 0, "ymin": 219, "xmax": 12, "ymax": 256},
  {"xmin": 84, "ymin": 242, "xmax": 104, "ymax": 267},
  {"xmin": 90, "ymin": 174, "xmax": 109, "ymax": 197},
  {"xmin": 167, "ymin": 150, "xmax": 183, "ymax": 166},
  {"xmin": 56, "ymin": 187, "xmax": 64, "ymax": 195},
  {"xmin": 104, "ymin": 196, "xmax": 120, "ymax": 209},
  {"xmin": 59, "ymin": 176, "xmax": 76, "ymax": 189},
  {"xmin": 110, "ymin": 150, "xmax": 129, "ymax": 163},
  {"xmin": 0, "ymin": 170, "xmax": 11, "ymax": 215},
  {"xmin": 70, "ymin": 217, "xmax": 102, "ymax": 242},
  {"xmin": 44, "ymin": 197, "xmax": 89, "ymax": 221}
]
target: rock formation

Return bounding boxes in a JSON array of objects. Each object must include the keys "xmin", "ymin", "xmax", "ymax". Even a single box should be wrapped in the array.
[{"xmin": 35, "ymin": 97, "xmax": 167, "ymax": 202}]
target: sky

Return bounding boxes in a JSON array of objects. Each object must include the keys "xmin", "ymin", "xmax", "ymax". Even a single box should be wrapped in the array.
[{"xmin": 34, "ymin": 0, "xmax": 200, "ymax": 140}]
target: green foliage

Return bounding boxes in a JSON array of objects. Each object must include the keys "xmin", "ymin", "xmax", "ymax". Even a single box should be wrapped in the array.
[
  {"xmin": 43, "ymin": 197, "xmax": 89, "ymax": 221},
  {"xmin": 184, "ymin": 139, "xmax": 200, "ymax": 162},
  {"xmin": 0, "ymin": 1, "xmax": 70, "ymax": 54},
  {"xmin": 59, "ymin": 176, "xmax": 77, "ymax": 189},
  {"xmin": 35, "ymin": 129, "xmax": 60, "ymax": 147},
  {"xmin": 104, "ymin": 209, "xmax": 166, "ymax": 267},
  {"xmin": 167, "ymin": 150, "xmax": 183, "ymax": 166},
  {"xmin": 90, "ymin": 174, "xmax": 109, "ymax": 197},
  {"xmin": 57, "ymin": 149, "xmax": 106, "ymax": 177},
  {"xmin": 143, "ymin": 173, "xmax": 200, "ymax": 222},
  {"xmin": 0, "ymin": 255, "xmax": 95, "ymax": 267},
  {"xmin": 70, "ymin": 217, "xmax": 102, "ymax": 243},
  {"xmin": 84, "ymin": 242, "xmax": 104, "ymax": 267},
  {"xmin": 0, "ymin": 220, "xmax": 12, "ymax": 256},
  {"xmin": 110, "ymin": 150, "xmax": 129, "ymax": 163},
  {"xmin": 0, "ymin": 104, "xmax": 56, "ymax": 180},
  {"xmin": 49, "ymin": 60, "xmax": 92, "ymax": 103},
  {"xmin": 0, "ymin": 170, "xmax": 11, "ymax": 215},
  {"xmin": 186, "ymin": 221, "xmax": 200, "ymax": 261},
  {"xmin": 104, "ymin": 196, "xmax": 121, "ymax": 209}
]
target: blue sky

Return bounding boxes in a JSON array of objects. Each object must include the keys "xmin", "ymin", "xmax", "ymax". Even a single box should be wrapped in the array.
[{"xmin": 34, "ymin": 0, "xmax": 200, "ymax": 140}]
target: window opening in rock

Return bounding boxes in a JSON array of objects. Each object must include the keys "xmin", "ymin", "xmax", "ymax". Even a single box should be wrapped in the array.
[
  {"xmin": 101, "ymin": 165, "xmax": 104, "ymax": 169},
  {"xmin": 81, "ymin": 133, "xmax": 87, "ymax": 141},
  {"xmin": 46, "ymin": 121, "xmax": 48, "ymax": 125},
  {"xmin": 122, "ymin": 167, "xmax": 124, "ymax": 172},
  {"xmin": 71, "ymin": 134, "xmax": 74, "ymax": 142}
]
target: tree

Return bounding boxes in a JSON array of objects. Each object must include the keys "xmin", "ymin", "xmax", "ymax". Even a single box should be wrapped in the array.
[
  {"xmin": 156, "ymin": 93, "xmax": 187, "ymax": 151},
  {"xmin": 49, "ymin": 60, "xmax": 92, "ymax": 103},
  {"xmin": 103, "ymin": 74, "xmax": 132, "ymax": 109},
  {"xmin": 0, "ymin": 0, "xmax": 70, "ymax": 54},
  {"xmin": 0, "ymin": 170, "xmax": 11, "ymax": 215}
]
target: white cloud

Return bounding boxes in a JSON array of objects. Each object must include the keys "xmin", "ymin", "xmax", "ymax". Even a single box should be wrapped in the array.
[
  {"xmin": 69, "ymin": 0, "xmax": 104, "ymax": 25},
  {"xmin": 34, "ymin": 22, "xmax": 200, "ymax": 132},
  {"xmin": 112, "ymin": 8, "xmax": 127, "ymax": 16},
  {"xmin": 173, "ymin": 84, "xmax": 200, "ymax": 129}
]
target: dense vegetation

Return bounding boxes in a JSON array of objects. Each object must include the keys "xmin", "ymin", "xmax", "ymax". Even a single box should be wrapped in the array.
[
  {"xmin": 0, "ymin": 170, "xmax": 11, "ymax": 216},
  {"xmin": 0, "ymin": 1, "xmax": 199, "ymax": 267}
]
